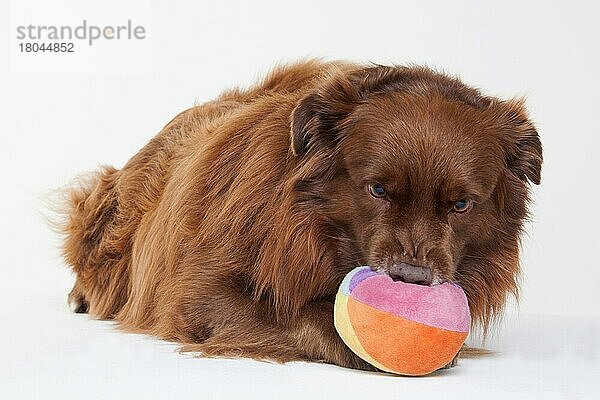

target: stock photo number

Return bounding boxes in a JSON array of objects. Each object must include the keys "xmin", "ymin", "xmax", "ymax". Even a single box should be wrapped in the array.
[{"xmin": 19, "ymin": 42, "xmax": 74, "ymax": 53}]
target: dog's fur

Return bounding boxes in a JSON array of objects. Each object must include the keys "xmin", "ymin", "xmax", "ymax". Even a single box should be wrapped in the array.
[{"xmin": 59, "ymin": 60, "xmax": 542, "ymax": 370}]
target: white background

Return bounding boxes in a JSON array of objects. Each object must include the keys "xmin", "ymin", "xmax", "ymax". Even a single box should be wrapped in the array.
[{"xmin": 1, "ymin": 1, "xmax": 599, "ymax": 399}]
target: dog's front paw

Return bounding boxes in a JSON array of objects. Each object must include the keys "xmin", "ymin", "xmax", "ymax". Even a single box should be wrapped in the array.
[{"xmin": 441, "ymin": 354, "xmax": 459, "ymax": 370}]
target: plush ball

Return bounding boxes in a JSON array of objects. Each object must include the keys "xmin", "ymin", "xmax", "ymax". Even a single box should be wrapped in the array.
[{"xmin": 334, "ymin": 266, "xmax": 470, "ymax": 375}]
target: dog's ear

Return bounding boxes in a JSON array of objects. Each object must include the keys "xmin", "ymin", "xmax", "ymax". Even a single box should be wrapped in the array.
[
  {"xmin": 497, "ymin": 99, "xmax": 543, "ymax": 185},
  {"xmin": 290, "ymin": 74, "xmax": 359, "ymax": 156}
]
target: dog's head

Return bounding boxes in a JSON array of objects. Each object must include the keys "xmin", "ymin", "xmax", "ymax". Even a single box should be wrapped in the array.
[{"xmin": 290, "ymin": 65, "xmax": 542, "ymax": 328}]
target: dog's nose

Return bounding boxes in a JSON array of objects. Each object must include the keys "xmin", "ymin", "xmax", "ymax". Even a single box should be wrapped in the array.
[{"xmin": 389, "ymin": 262, "xmax": 433, "ymax": 285}]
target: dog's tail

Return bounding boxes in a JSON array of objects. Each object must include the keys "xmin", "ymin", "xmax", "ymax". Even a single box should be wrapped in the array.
[{"xmin": 57, "ymin": 166, "xmax": 120, "ymax": 274}]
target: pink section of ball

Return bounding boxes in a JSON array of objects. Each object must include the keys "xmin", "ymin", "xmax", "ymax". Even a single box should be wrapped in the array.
[{"xmin": 350, "ymin": 274, "xmax": 470, "ymax": 332}]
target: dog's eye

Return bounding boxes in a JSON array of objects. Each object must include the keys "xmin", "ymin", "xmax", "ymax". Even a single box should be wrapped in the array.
[
  {"xmin": 368, "ymin": 183, "xmax": 387, "ymax": 198},
  {"xmin": 453, "ymin": 199, "xmax": 473, "ymax": 213}
]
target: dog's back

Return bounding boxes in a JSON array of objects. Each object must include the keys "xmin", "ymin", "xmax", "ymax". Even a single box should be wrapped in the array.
[{"xmin": 60, "ymin": 60, "xmax": 336, "ymax": 325}]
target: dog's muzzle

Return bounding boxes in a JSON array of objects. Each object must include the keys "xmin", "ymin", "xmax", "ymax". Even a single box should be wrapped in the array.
[{"xmin": 388, "ymin": 262, "xmax": 434, "ymax": 285}]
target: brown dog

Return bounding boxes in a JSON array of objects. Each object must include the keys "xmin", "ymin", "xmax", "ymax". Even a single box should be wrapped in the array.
[{"xmin": 60, "ymin": 60, "xmax": 542, "ymax": 370}]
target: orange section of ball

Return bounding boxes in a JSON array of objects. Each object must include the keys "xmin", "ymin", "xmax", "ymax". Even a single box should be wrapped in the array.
[{"xmin": 347, "ymin": 297, "xmax": 468, "ymax": 375}]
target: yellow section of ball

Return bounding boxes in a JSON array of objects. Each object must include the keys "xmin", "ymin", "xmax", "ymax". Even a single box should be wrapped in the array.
[{"xmin": 333, "ymin": 292, "xmax": 394, "ymax": 373}]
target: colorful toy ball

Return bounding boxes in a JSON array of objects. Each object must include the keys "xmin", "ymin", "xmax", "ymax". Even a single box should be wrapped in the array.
[{"xmin": 334, "ymin": 266, "xmax": 471, "ymax": 375}]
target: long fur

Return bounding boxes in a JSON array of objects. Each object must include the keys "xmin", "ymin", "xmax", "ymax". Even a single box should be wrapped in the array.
[{"xmin": 58, "ymin": 60, "xmax": 542, "ymax": 370}]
